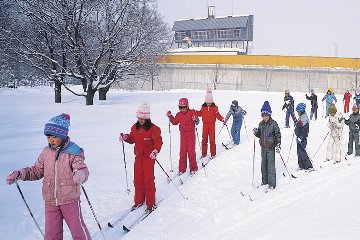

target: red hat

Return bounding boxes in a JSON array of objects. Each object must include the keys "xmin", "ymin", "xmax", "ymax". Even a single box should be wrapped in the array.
[
  {"xmin": 353, "ymin": 104, "xmax": 358, "ymax": 111},
  {"xmin": 178, "ymin": 98, "xmax": 188, "ymax": 107}
]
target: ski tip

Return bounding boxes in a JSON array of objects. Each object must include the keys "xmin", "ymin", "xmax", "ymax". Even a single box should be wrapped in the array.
[
  {"xmin": 108, "ymin": 222, "xmax": 114, "ymax": 228},
  {"xmin": 291, "ymin": 174, "xmax": 297, "ymax": 179},
  {"xmin": 248, "ymin": 195, "xmax": 253, "ymax": 201},
  {"xmin": 123, "ymin": 225, "xmax": 130, "ymax": 232}
]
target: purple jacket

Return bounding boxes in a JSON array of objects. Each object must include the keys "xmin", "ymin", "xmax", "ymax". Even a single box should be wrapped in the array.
[{"xmin": 18, "ymin": 138, "xmax": 89, "ymax": 206}]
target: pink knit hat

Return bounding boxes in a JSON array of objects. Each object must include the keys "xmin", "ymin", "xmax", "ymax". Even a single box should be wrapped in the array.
[
  {"xmin": 205, "ymin": 88, "xmax": 213, "ymax": 103},
  {"xmin": 136, "ymin": 102, "xmax": 151, "ymax": 119}
]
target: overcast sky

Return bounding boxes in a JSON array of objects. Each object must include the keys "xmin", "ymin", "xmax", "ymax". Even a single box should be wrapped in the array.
[{"xmin": 156, "ymin": 0, "xmax": 360, "ymax": 58}]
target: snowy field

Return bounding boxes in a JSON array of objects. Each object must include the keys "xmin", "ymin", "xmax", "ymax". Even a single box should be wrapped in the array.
[{"xmin": 1, "ymin": 86, "xmax": 359, "ymax": 240}]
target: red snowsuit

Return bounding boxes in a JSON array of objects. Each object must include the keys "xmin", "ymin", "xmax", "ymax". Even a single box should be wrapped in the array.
[
  {"xmin": 169, "ymin": 109, "xmax": 198, "ymax": 173},
  {"xmin": 343, "ymin": 91, "xmax": 352, "ymax": 113},
  {"xmin": 197, "ymin": 104, "xmax": 224, "ymax": 157},
  {"xmin": 125, "ymin": 122, "xmax": 163, "ymax": 209}
]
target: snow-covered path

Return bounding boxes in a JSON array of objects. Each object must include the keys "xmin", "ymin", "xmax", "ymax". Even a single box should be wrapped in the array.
[{"xmin": 1, "ymin": 87, "xmax": 359, "ymax": 240}]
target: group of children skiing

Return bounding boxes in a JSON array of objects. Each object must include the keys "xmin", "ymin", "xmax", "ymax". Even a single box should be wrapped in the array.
[{"xmin": 5, "ymin": 87, "xmax": 360, "ymax": 239}]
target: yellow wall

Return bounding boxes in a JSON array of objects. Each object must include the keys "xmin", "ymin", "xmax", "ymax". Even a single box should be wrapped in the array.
[{"xmin": 159, "ymin": 55, "xmax": 360, "ymax": 69}]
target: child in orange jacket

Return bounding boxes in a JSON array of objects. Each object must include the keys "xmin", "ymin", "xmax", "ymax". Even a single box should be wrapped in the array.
[{"xmin": 197, "ymin": 89, "xmax": 224, "ymax": 158}]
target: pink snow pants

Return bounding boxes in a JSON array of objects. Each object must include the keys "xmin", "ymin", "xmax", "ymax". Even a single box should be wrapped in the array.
[
  {"xmin": 179, "ymin": 131, "xmax": 198, "ymax": 173},
  {"xmin": 45, "ymin": 201, "xmax": 91, "ymax": 240}
]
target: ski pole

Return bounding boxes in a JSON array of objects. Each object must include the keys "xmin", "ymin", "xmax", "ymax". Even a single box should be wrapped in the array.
[
  {"xmin": 15, "ymin": 180, "xmax": 44, "ymax": 237},
  {"xmin": 81, "ymin": 185, "xmax": 106, "ymax": 240},
  {"xmin": 287, "ymin": 132, "xmax": 295, "ymax": 163},
  {"xmin": 252, "ymin": 138, "xmax": 256, "ymax": 188},
  {"xmin": 216, "ymin": 124, "xmax": 225, "ymax": 138},
  {"xmin": 195, "ymin": 126, "xmax": 207, "ymax": 176},
  {"xmin": 225, "ymin": 124, "xmax": 233, "ymax": 143},
  {"xmin": 155, "ymin": 159, "xmax": 188, "ymax": 200},
  {"xmin": 312, "ymin": 131, "xmax": 330, "ymax": 159},
  {"xmin": 168, "ymin": 120, "xmax": 173, "ymax": 172},
  {"xmin": 243, "ymin": 117, "xmax": 250, "ymax": 142},
  {"xmin": 277, "ymin": 152, "xmax": 293, "ymax": 180},
  {"xmin": 195, "ymin": 126, "xmax": 202, "ymax": 155},
  {"xmin": 121, "ymin": 141, "xmax": 131, "ymax": 194}
]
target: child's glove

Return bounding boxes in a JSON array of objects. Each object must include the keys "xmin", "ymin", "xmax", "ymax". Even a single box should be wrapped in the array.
[
  {"xmin": 119, "ymin": 133, "xmax": 129, "ymax": 142},
  {"xmin": 275, "ymin": 143, "xmax": 281, "ymax": 153},
  {"xmin": 149, "ymin": 149, "xmax": 158, "ymax": 159},
  {"xmin": 296, "ymin": 137, "xmax": 302, "ymax": 144},
  {"xmin": 6, "ymin": 170, "xmax": 20, "ymax": 185},
  {"xmin": 73, "ymin": 170, "xmax": 86, "ymax": 184},
  {"xmin": 166, "ymin": 111, "xmax": 172, "ymax": 117},
  {"xmin": 253, "ymin": 128, "xmax": 259, "ymax": 136}
]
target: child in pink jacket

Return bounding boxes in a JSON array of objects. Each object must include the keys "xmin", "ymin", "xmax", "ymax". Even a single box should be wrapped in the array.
[{"xmin": 5, "ymin": 113, "xmax": 91, "ymax": 240}]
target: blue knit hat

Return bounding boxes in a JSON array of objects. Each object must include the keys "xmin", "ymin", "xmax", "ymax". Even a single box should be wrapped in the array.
[
  {"xmin": 231, "ymin": 100, "xmax": 238, "ymax": 108},
  {"xmin": 296, "ymin": 103, "xmax": 306, "ymax": 113},
  {"xmin": 44, "ymin": 113, "xmax": 70, "ymax": 139},
  {"xmin": 261, "ymin": 101, "xmax": 272, "ymax": 116}
]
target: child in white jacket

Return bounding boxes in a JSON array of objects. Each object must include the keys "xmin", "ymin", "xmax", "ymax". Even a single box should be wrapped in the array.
[{"xmin": 326, "ymin": 103, "xmax": 344, "ymax": 163}]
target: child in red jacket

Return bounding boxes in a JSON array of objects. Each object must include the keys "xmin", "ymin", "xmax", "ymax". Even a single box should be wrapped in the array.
[
  {"xmin": 167, "ymin": 98, "xmax": 199, "ymax": 175},
  {"xmin": 119, "ymin": 102, "xmax": 163, "ymax": 211},
  {"xmin": 197, "ymin": 89, "xmax": 224, "ymax": 158}
]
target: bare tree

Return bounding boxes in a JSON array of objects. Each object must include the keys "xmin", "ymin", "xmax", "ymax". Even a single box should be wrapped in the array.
[
  {"xmin": 6, "ymin": 0, "xmax": 170, "ymax": 105},
  {"xmin": 348, "ymin": 59, "xmax": 360, "ymax": 92},
  {"xmin": 210, "ymin": 63, "xmax": 226, "ymax": 90},
  {"xmin": 264, "ymin": 67, "xmax": 273, "ymax": 91},
  {"xmin": 304, "ymin": 57, "xmax": 320, "ymax": 93}
]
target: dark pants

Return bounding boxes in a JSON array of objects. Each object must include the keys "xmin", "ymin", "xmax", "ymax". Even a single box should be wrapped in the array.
[
  {"xmin": 231, "ymin": 119, "xmax": 242, "ymax": 145},
  {"xmin": 310, "ymin": 107, "xmax": 318, "ymax": 120},
  {"xmin": 348, "ymin": 131, "xmax": 360, "ymax": 156},
  {"xmin": 297, "ymin": 138, "xmax": 313, "ymax": 169},
  {"xmin": 261, "ymin": 148, "xmax": 276, "ymax": 188},
  {"xmin": 285, "ymin": 109, "xmax": 297, "ymax": 127}
]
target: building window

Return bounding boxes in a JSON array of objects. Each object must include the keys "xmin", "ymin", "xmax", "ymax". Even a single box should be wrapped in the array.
[
  {"xmin": 226, "ymin": 29, "xmax": 241, "ymax": 39},
  {"xmin": 207, "ymin": 30, "xmax": 217, "ymax": 40},
  {"xmin": 234, "ymin": 29, "xmax": 241, "ymax": 38},
  {"xmin": 175, "ymin": 32, "xmax": 186, "ymax": 41},
  {"xmin": 227, "ymin": 29, "xmax": 235, "ymax": 38},
  {"xmin": 218, "ymin": 30, "xmax": 227, "ymax": 39},
  {"xmin": 193, "ymin": 31, "xmax": 206, "ymax": 40}
]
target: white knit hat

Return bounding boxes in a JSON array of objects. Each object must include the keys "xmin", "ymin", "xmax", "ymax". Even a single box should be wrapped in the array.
[
  {"xmin": 136, "ymin": 102, "xmax": 151, "ymax": 119},
  {"xmin": 205, "ymin": 88, "xmax": 213, "ymax": 103}
]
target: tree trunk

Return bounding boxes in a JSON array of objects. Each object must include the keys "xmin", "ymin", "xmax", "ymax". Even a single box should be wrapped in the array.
[
  {"xmin": 54, "ymin": 80, "xmax": 61, "ymax": 103},
  {"xmin": 98, "ymin": 86, "xmax": 110, "ymax": 100},
  {"xmin": 86, "ymin": 89, "xmax": 96, "ymax": 105}
]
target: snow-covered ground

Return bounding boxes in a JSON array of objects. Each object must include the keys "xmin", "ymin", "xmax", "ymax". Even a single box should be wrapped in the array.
[{"xmin": 1, "ymin": 87, "xmax": 359, "ymax": 240}]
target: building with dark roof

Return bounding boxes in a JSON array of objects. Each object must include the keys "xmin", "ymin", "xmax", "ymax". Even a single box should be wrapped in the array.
[{"xmin": 171, "ymin": 6, "xmax": 254, "ymax": 55}]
